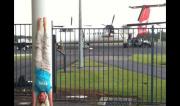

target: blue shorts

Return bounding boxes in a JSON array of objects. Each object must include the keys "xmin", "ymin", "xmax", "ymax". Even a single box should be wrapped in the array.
[{"xmin": 34, "ymin": 67, "xmax": 52, "ymax": 96}]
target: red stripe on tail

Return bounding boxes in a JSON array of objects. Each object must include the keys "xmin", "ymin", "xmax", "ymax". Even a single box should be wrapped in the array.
[{"xmin": 138, "ymin": 6, "xmax": 150, "ymax": 36}]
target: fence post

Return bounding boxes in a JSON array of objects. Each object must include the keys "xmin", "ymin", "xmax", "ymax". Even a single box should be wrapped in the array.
[
  {"xmin": 151, "ymin": 25, "xmax": 154, "ymax": 104},
  {"xmin": 64, "ymin": 54, "xmax": 66, "ymax": 73},
  {"xmin": 52, "ymin": 34, "xmax": 56, "ymax": 93}
]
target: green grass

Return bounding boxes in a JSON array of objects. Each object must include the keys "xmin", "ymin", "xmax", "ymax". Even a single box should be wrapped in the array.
[
  {"xmin": 129, "ymin": 54, "xmax": 166, "ymax": 65},
  {"xmin": 56, "ymin": 59, "xmax": 166, "ymax": 102},
  {"xmin": 14, "ymin": 54, "xmax": 32, "ymax": 61}
]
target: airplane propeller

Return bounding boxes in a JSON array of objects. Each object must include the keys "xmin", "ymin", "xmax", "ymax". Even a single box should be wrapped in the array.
[
  {"xmin": 101, "ymin": 14, "xmax": 115, "ymax": 27},
  {"xmin": 111, "ymin": 14, "xmax": 115, "ymax": 25},
  {"xmin": 71, "ymin": 16, "xmax": 73, "ymax": 26}
]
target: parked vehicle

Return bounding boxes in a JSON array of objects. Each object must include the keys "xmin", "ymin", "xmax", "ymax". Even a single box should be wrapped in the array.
[{"xmin": 123, "ymin": 37, "xmax": 151, "ymax": 48}]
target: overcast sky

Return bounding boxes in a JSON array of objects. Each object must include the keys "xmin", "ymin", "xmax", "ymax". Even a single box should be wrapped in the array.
[{"xmin": 14, "ymin": 0, "xmax": 166, "ymax": 28}]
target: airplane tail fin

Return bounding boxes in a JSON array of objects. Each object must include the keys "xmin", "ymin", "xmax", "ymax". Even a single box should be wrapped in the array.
[
  {"xmin": 138, "ymin": 6, "xmax": 150, "ymax": 22},
  {"xmin": 138, "ymin": 6, "xmax": 150, "ymax": 36}
]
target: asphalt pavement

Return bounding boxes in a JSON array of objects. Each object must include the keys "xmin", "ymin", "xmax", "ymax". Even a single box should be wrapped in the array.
[{"xmin": 14, "ymin": 45, "xmax": 166, "ymax": 82}]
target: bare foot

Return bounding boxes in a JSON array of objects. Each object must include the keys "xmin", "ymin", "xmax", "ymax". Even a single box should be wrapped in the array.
[{"xmin": 43, "ymin": 17, "xmax": 47, "ymax": 32}]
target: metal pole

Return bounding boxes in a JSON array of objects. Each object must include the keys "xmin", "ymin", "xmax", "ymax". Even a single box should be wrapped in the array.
[
  {"xmin": 64, "ymin": 54, "xmax": 66, "ymax": 72},
  {"xmin": 151, "ymin": 25, "xmax": 154, "ymax": 104},
  {"xmin": 79, "ymin": 0, "xmax": 84, "ymax": 68}
]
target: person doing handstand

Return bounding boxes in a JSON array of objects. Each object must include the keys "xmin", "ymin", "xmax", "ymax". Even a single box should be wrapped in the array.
[{"xmin": 32, "ymin": 17, "xmax": 53, "ymax": 106}]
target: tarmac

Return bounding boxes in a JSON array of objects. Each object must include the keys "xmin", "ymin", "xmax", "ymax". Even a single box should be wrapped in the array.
[{"xmin": 14, "ymin": 95, "xmax": 166, "ymax": 106}]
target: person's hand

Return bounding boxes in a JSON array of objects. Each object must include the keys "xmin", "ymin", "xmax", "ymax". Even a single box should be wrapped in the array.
[{"xmin": 32, "ymin": 91, "xmax": 36, "ymax": 106}]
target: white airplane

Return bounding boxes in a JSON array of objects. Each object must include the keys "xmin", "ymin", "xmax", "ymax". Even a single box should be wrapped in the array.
[{"xmin": 53, "ymin": 16, "xmax": 129, "ymax": 44}]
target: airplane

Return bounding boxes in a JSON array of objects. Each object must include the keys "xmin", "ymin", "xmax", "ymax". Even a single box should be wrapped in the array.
[
  {"xmin": 53, "ymin": 15, "xmax": 129, "ymax": 46},
  {"xmin": 101, "ymin": 14, "xmax": 115, "ymax": 37}
]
